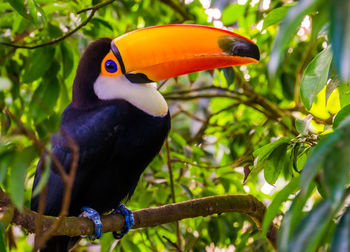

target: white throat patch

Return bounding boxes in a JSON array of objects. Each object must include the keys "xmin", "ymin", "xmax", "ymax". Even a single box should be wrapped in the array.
[{"xmin": 94, "ymin": 75, "xmax": 168, "ymax": 117}]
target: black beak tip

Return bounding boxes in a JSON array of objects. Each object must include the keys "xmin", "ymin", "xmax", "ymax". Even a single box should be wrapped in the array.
[{"xmin": 231, "ymin": 41, "xmax": 260, "ymax": 61}]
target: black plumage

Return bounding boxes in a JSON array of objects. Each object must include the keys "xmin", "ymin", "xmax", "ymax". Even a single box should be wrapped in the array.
[{"xmin": 31, "ymin": 39, "xmax": 171, "ymax": 251}]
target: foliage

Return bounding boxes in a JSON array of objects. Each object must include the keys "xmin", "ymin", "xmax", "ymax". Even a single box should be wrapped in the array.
[{"xmin": 1, "ymin": 0, "xmax": 350, "ymax": 251}]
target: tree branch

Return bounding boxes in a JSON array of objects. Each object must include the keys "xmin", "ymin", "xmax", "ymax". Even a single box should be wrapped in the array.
[
  {"xmin": 0, "ymin": 190, "xmax": 277, "ymax": 249},
  {"xmin": 0, "ymin": 0, "xmax": 115, "ymax": 49}
]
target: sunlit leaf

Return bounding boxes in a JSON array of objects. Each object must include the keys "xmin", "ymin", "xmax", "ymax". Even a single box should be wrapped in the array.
[
  {"xmin": 300, "ymin": 47, "xmax": 333, "ymax": 110},
  {"xmin": 221, "ymin": 4, "xmax": 245, "ymax": 26},
  {"xmin": 339, "ymin": 83, "xmax": 350, "ymax": 108},
  {"xmin": 262, "ymin": 5, "xmax": 292, "ymax": 30}
]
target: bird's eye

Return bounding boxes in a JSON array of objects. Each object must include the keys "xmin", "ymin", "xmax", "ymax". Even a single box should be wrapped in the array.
[{"xmin": 105, "ymin": 60, "xmax": 118, "ymax": 73}]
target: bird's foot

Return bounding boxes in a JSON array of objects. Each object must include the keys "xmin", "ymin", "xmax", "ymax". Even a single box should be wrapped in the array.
[
  {"xmin": 80, "ymin": 207, "xmax": 103, "ymax": 240},
  {"xmin": 111, "ymin": 203, "xmax": 134, "ymax": 239}
]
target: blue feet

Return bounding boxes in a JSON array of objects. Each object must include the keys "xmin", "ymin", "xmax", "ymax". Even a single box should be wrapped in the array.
[
  {"xmin": 81, "ymin": 207, "xmax": 103, "ymax": 240},
  {"xmin": 112, "ymin": 203, "xmax": 134, "ymax": 239}
]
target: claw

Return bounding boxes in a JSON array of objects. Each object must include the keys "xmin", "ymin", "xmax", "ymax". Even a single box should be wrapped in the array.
[
  {"xmin": 112, "ymin": 203, "xmax": 134, "ymax": 239},
  {"xmin": 81, "ymin": 207, "xmax": 103, "ymax": 240}
]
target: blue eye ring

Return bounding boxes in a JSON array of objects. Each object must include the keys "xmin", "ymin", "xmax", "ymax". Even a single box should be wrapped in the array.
[{"xmin": 105, "ymin": 60, "xmax": 118, "ymax": 73}]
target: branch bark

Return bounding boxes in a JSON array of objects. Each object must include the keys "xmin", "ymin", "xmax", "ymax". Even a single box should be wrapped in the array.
[{"xmin": 0, "ymin": 190, "xmax": 277, "ymax": 249}]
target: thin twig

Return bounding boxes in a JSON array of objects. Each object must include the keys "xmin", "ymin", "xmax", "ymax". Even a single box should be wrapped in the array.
[{"xmin": 165, "ymin": 138, "xmax": 182, "ymax": 250}]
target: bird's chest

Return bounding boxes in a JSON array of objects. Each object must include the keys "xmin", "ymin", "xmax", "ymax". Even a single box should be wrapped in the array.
[
  {"xmin": 77, "ymin": 113, "xmax": 169, "ymax": 212},
  {"xmin": 110, "ymin": 116, "xmax": 168, "ymax": 172}
]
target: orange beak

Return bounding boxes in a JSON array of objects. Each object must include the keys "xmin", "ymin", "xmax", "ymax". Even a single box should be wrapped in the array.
[{"xmin": 111, "ymin": 24, "xmax": 260, "ymax": 82}]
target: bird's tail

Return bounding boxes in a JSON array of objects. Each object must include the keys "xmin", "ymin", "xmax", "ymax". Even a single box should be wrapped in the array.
[{"xmin": 39, "ymin": 236, "xmax": 80, "ymax": 252}]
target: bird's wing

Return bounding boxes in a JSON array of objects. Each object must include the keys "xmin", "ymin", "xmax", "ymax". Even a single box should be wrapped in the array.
[{"xmin": 31, "ymin": 104, "xmax": 122, "ymax": 215}]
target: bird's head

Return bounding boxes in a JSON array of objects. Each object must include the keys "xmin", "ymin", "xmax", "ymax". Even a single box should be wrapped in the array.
[{"xmin": 72, "ymin": 24, "xmax": 260, "ymax": 116}]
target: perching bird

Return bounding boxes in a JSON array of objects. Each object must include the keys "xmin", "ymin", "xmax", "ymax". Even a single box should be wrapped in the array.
[{"xmin": 31, "ymin": 24, "xmax": 259, "ymax": 251}]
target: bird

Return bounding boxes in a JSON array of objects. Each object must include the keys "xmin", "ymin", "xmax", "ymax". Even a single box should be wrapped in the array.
[{"xmin": 31, "ymin": 24, "xmax": 260, "ymax": 251}]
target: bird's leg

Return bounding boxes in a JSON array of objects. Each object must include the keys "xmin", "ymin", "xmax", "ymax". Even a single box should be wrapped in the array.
[
  {"xmin": 111, "ymin": 203, "xmax": 134, "ymax": 239},
  {"xmin": 80, "ymin": 207, "xmax": 103, "ymax": 240}
]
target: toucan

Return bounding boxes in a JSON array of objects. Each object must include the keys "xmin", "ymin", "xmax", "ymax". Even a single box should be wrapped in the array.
[{"xmin": 31, "ymin": 24, "xmax": 259, "ymax": 251}]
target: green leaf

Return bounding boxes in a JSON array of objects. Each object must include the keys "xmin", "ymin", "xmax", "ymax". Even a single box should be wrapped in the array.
[
  {"xmin": 223, "ymin": 67, "xmax": 234, "ymax": 86},
  {"xmin": 262, "ymin": 177, "xmax": 300, "ymax": 235},
  {"xmin": 300, "ymin": 47, "xmax": 333, "ymax": 110},
  {"xmin": 333, "ymin": 104, "xmax": 350, "ymax": 128},
  {"xmin": 22, "ymin": 47, "xmax": 55, "ymax": 83},
  {"xmin": 0, "ymin": 77, "xmax": 11, "ymax": 91},
  {"xmin": 300, "ymin": 130, "xmax": 343, "ymax": 194},
  {"xmin": 90, "ymin": 18, "xmax": 114, "ymax": 31},
  {"xmin": 188, "ymin": 72, "xmax": 199, "ymax": 83},
  {"xmin": 330, "ymin": 0, "xmax": 350, "ymax": 82},
  {"xmin": 180, "ymin": 184, "xmax": 193, "ymax": 199},
  {"xmin": 264, "ymin": 143, "xmax": 288, "ymax": 185},
  {"xmin": 339, "ymin": 83, "xmax": 350, "ymax": 108},
  {"xmin": 121, "ymin": 238, "xmax": 142, "ymax": 252},
  {"xmin": 8, "ymin": 0, "xmax": 46, "ymax": 25},
  {"xmin": 60, "ymin": 42, "xmax": 74, "ymax": 80},
  {"xmin": 311, "ymin": 2, "xmax": 330, "ymax": 39},
  {"xmin": 326, "ymin": 78, "xmax": 340, "ymax": 104},
  {"xmin": 208, "ymin": 218, "xmax": 221, "ymax": 243},
  {"xmin": 32, "ymin": 157, "xmax": 50, "ymax": 196},
  {"xmin": 288, "ymin": 199, "xmax": 336, "ymax": 252},
  {"xmin": 100, "ymin": 232, "xmax": 115, "ymax": 252},
  {"xmin": 0, "ymin": 151, "xmax": 14, "ymax": 184},
  {"xmin": 331, "ymin": 207, "xmax": 350, "ymax": 252},
  {"xmin": 170, "ymin": 132, "xmax": 187, "ymax": 147},
  {"xmin": 8, "ymin": 146, "xmax": 36, "ymax": 210},
  {"xmin": 278, "ymin": 183, "xmax": 316, "ymax": 251},
  {"xmin": 29, "ymin": 61, "xmax": 60, "ymax": 123},
  {"xmin": 262, "ymin": 5, "xmax": 292, "ymax": 30},
  {"xmin": 221, "ymin": 4, "xmax": 245, "ymax": 26},
  {"xmin": 0, "ymin": 224, "xmax": 6, "ymax": 252},
  {"xmin": 323, "ymin": 128, "xmax": 350, "ymax": 204},
  {"xmin": 254, "ymin": 137, "xmax": 290, "ymax": 169},
  {"xmin": 268, "ymin": 0, "xmax": 321, "ymax": 82},
  {"xmin": 47, "ymin": 22, "xmax": 63, "ymax": 38},
  {"xmin": 295, "ymin": 115, "xmax": 312, "ymax": 135}
]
